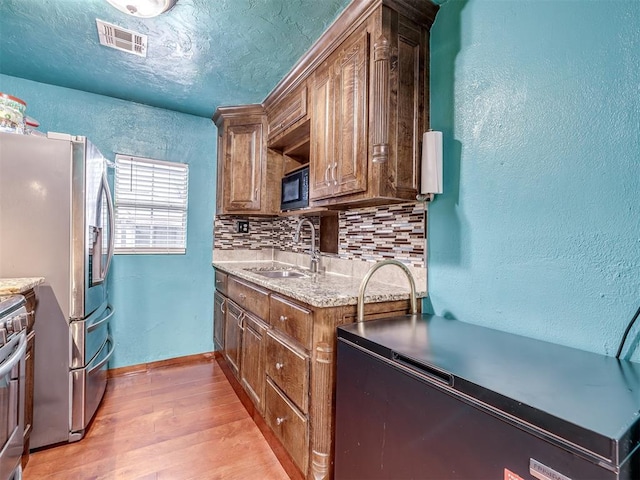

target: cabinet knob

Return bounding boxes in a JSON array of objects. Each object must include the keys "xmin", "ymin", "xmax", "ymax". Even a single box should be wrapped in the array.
[
  {"xmin": 275, "ymin": 362, "xmax": 284, "ymax": 370},
  {"xmin": 276, "ymin": 417, "xmax": 285, "ymax": 426},
  {"xmin": 279, "ymin": 315, "xmax": 287, "ymax": 322},
  {"xmin": 239, "ymin": 293, "xmax": 246, "ymax": 301}
]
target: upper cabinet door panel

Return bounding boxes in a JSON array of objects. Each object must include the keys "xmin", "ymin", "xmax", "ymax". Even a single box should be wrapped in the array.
[
  {"xmin": 225, "ymin": 122, "xmax": 263, "ymax": 211},
  {"xmin": 309, "ymin": 27, "xmax": 369, "ymax": 203},
  {"xmin": 333, "ymin": 29, "xmax": 369, "ymax": 197},
  {"xmin": 214, "ymin": 105, "xmax": 280, "ymax": 216},
  {"xmin": 309, "ymin": 63, "xmax": 334, "ymax": 201},
  {"xmin": 391, "ymin": 17, "xmax": 424, "ymax": 195}
]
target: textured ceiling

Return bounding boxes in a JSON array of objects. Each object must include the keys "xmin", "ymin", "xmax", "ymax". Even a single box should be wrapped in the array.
[{"xmin": 0, "ymin": 0, "xmax": 351, "ymax": 118}]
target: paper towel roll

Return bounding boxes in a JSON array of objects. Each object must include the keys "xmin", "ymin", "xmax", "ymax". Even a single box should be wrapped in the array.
[{"xmin": 421, "ymin": 130, "xmax": 443, "ymax": 194}]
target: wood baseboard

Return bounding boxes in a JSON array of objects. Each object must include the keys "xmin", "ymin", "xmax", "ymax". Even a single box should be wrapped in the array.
[
  {"xmin": 108, "ymin": 351, "xmax": 221, "ymax": 378},
  {"xmin": 215, "ymin": 355, "xmax": 304, "ymax": 480}
]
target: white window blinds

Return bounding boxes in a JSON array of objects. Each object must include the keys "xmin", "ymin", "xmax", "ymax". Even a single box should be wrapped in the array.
[{"xmin": 114, "ymin": 154, "xmax": 189, "ymax": 254}]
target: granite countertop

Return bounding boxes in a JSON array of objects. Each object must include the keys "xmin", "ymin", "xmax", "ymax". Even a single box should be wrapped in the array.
[
  {"xmin": 213, "ymin": 261, "xmax": 425, "ymax": 309},
  {"xmin": 0, "ymin": 277, "xmax": 45, "ymax": 296}
]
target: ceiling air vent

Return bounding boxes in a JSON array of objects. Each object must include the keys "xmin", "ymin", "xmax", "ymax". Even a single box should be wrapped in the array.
[{"xmin": 96, "ymin": 19, "xmax": 147, "ymax": 57}]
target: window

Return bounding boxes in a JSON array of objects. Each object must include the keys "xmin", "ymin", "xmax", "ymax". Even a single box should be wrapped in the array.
[{"xmin": 114, "ymin": 154, "xmax": 189, "ymax": 254}]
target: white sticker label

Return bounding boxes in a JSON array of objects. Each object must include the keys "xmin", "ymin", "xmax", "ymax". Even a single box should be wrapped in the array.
[{"xmin": 530, "ymin": 458, "xmax": 572, "ymax": 480}]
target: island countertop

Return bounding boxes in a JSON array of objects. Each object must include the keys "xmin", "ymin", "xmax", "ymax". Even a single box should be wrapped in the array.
[{"xmin": 213, "ymin": 260, "xmax": 425, "ymax": 309}]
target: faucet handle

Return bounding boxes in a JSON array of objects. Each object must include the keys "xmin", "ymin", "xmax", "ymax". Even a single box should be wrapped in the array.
[{"xmin": 306, "ymin": 249, "xmax": 320, "ymax": 260}]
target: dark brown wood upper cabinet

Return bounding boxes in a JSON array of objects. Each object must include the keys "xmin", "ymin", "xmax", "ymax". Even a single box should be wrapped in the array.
[
  {"xmin": 308, "ymin": 6, "xmax": 430, "ymax": 208},
  {"xmin": 267, "ymin": 82, "xmax": 308, "ymax": 144},
  {"xmin": 213, "ymin": 105, "xmax": 282, "ymax": 215},
  {"xmin": 216, "ymin": 0, "xmax": 438, "ymax": 214},
  {"xmin": 310, "ymin": 26, "xmax": 369, "ymax": 203}
]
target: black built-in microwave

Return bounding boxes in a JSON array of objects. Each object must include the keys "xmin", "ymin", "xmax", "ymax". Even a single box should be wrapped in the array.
[{"xmin": 281, "ymin": 166, "xmax": 309, "ymax": 211}]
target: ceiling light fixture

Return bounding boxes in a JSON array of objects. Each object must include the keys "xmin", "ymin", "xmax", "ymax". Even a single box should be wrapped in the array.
[{"xmin": 105, "ymin": 0, "xmax": 177, "ymax": 18}]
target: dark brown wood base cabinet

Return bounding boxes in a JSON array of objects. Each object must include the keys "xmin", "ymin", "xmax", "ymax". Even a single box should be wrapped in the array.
[
  {"xmin": 223, "ymin": 300, "xmax": 243, "ymax": 380},
  {"xmin": 213, "ymin": 271, "xmax": 228, "ymax": 352},
  {"xmin": 240, "ymin": 313, "xmax": 268, "ymax": 412},
  {"xmin": 215, "ymin": 274, "xmax": 416, "ymax": 480},
  {"xmin": 213, "ymin": 291, "xmax": 226, "ymax": 351}
]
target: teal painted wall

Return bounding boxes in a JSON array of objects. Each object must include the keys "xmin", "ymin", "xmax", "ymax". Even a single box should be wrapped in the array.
[
  {"xmin": 0, "ymin": 74, "xmax": 216, "ymax": 368},
  {"xmin": 428, "ymin": 1, "xmax": 640, "ymax": 359}
]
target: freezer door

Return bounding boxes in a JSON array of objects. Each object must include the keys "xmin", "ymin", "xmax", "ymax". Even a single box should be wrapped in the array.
[
  {"xmin": 70, "ymin": 335, "xmax": 114, "ymax": 440},
  {"xmin": 70, "ymin": 300, "xmax": 113, "ymax": 369}
]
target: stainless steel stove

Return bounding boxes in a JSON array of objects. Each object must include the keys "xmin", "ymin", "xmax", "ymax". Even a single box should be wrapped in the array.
[{"xmin": 0, "ymin": 295, "xmax": 28, "ymax": 480}]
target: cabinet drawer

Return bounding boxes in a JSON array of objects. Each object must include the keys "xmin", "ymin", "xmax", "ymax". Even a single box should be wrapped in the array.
[
  {"xmin": 228, "ymin": 276, "xmax": 269, "ymax": 319},
  {"xmin": 214, "ymin": 270, "xmax": 228, "ymax": 296},
  {"xmin": 266, "ymin": 331, "xmax": 309, "ymax": 414},
  {"xmin": 268, "ymin": 83, "xmax": 308, "ymax": 141},
  {"xmin": 270, "ymin": 294, "xmax": 312, "ymax": 349},
  {"xmin": 265, "ymin": 377, "xmax": 308, "ymax": 473}
]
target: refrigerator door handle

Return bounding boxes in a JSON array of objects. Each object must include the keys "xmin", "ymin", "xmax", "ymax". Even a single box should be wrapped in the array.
[
  {"xmin": 87, "ymin": 304, "xmax": 114, "ymax": 333},
  {"xmin": 88, "ymin": 335, "xmax": 115, "ymax": 375},
  {"xmin": 102, "ymin": 170, "xmax": 115, "ymax": 279}
]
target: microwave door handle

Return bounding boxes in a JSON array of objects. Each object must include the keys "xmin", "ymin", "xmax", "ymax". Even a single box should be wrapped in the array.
[{"xmin": 102, "ymin": 171, "xmax": 115, "ymax": 279}]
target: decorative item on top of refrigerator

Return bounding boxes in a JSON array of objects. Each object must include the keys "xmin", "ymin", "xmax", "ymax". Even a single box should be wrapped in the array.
[
  {"xmin": 0, "ymin": 92, "xmax": 26, "ymax": 134},
  {"xmin": 0, "ymin": 91, "xmax": 46, "ymax": 136}
]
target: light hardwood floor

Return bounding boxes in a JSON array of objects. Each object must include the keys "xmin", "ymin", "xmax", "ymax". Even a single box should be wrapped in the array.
[{"xmin": 24, "ymin": 356, "xmax": 290, "ymax": 480}]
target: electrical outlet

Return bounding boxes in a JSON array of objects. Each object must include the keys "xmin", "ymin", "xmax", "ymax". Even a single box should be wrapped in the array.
[{"xmin": 236, "ymin": 220, "xmax": 249, "ymax": 234}]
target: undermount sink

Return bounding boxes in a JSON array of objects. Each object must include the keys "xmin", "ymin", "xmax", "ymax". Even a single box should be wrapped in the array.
[
  {"xmin": 243, "ymin": 266, "xmax": 311, "ymax": 279},
  {"xmin": 254, "ymin": 270, "xmax": 309, "ymax": 279}
]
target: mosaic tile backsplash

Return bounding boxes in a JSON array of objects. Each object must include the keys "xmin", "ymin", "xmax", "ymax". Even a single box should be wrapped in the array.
[
  {"xmin": 339, "ymin": 203, "xmax": 425, "ymax": 266},
  {"xmin": 214, "ymin": 203, "xmax": 426, "ymax": 267}
]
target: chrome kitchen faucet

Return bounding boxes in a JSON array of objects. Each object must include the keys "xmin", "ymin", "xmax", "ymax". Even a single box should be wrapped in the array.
[
  {"xmin": 356, "ymin": 259, "xmax": 418, "ymax": 332},
  {"xmin": 293, "ymin": 218, "xmax": 320, "ymax": 273}
]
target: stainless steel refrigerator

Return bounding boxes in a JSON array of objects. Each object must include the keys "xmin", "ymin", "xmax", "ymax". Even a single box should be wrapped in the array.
[{"xmin": 0, "ymin": 131, "xmax": 115, "ymax": 448}]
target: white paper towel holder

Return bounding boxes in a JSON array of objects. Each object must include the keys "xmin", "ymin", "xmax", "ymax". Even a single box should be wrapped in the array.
[{"xmin": 416, "ymin": 129, "xmax": 443, "ymax": 203}]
